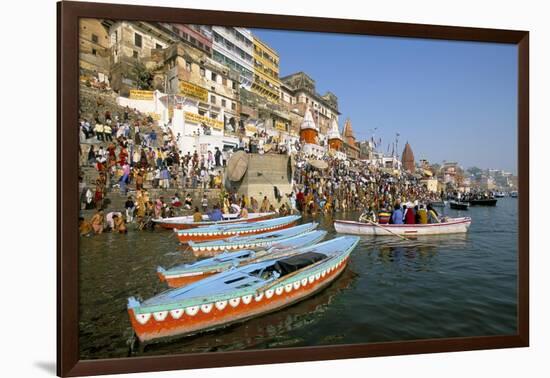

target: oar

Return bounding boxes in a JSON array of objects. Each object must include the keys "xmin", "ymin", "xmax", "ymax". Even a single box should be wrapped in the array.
[{"xmin": 364, "ymin": 218, "xmax": 411, "ymax": 241}]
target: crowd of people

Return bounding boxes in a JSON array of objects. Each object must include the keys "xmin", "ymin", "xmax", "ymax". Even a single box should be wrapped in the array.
[
  {"xmin": 291, "ymin": 152, "xmax": 442, "ymax": 219},
  {"xmin": 78, "ymin": 100, "xmax": 451, "ymax": 237}
]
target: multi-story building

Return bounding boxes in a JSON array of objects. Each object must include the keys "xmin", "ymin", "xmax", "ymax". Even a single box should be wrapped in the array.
[
  {"xmin": 158, "ymin": 23, "xmax": 213, "ymax": 56},
  {"xmin": 252, "ymin": 36, "xmax": 281, "ymax": 102},
  {"xmin": 280, "ymin": 72, "xmax": 339, "ymax": 137},
  {"xmin": 79, "ymin": 19, "xmax": 111, "ymax": 80},
  {"xmin": 211, "ymin": 27, "xmax": 254, "ymax": 89},
  {"xmin": 104, "ymin": 21, "xmax": 176, "ymax": 94},
  {"xmin": 163, "ymin": 42, "xmax": 240, "ymax": 137}
]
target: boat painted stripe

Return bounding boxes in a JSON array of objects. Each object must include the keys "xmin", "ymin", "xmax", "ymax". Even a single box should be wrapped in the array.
[{"xmin": 335, "ymin": 219, "xmax": 471, "ymax": 228}]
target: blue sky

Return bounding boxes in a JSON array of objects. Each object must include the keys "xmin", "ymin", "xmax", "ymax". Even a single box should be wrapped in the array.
[{"xmin": 252, "ymin": 29, "xmax": 518, "ymax": 174}]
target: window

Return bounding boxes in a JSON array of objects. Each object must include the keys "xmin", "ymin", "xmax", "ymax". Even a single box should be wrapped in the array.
[
  {"xmin": 200, "ymin": 67, "xmax": 205, "ymax": 77},
  {"xmin": 198, "ymin": 109, "xmax": 206, "ymax": 116},
  {"xmin": 221, "ymin": 99, "xmax": 226, "ymax": 108},
  {"xmin": 134, "ymin": 33, "xmax": 142, "ymax": 47},
  {"xmin": 133, "ymin": 50, "xmax": 138, "ymax": 58},
  {"xmin": 185, "ymin": 61, "xmax": 191, "ymax": 71},
  {"xmin": 210, "ymin": 95, "xmax": 216, "ymax": 104},
  {"xmin": 231, "ymin": 102, "xmax": 236, "ymax": 110},
  {"xmin": 91, "ymin": 34, "xmax": 98, "ymax": 43},
  {"xmin": 92, "ymin": 48, "xmax": 97, "ymax": 56},
  {"xmin": 190, "ymin": 36, "xmax": 196, "ymax": 45},
  {"xmin": 211, "ymin": 72, "xmax": 217, "ymax": 82},
  {"xmin": 232, "ymin": 82, "xmax": 237, "ymax": 90},
  {"xmin": 198, "ymin": 42, "xmax": 204, "ymax": 50},
  {"xmin": 222, "ymin": 77, "xmax": 227, "ymax": 86},
  {"xmin": 155, "ymin": 43, "xmax": 162, "ymax": 49},
  {"xmin": 210, "ymin": 113, "xmax": 218, "ymax": 119}
]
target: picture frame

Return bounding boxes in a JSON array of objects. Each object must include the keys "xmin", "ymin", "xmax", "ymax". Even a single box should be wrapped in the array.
[{"xmin": 57, "ymin": 1, "xmax": 529, "ymax": 376}]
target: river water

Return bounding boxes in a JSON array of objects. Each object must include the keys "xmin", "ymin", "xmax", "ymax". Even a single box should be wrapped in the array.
[{"xmin": 79, "ymin": 198, "xmax": 518, "ymax": 359}]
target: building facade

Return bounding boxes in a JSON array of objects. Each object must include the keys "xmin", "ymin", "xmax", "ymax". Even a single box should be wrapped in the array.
[
  {"xmin": 105, "ymin": 21, "xmax": 176, "ymax": 94},
  {"xmin": 280, "ymin": 72, "xmax": 339, "ymax": 137},
  {"xmin": 211, "ymin": 27, "xmax": 254, "ymax": 89},
  {"xmin": 79, "ymin": 19, "xmax": 111, "ymax": 80},
  {"xmin": 252, "ymin": 36, "xmax": 281, "ymax": 102},
  {"xmin": 163, "ymin": 42, "xmax": 241, "ymax": 137}
]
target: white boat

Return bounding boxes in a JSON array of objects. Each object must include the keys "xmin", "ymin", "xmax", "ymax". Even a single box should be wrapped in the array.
[
  {"xmin": 153, "ymin": 212, "xmax": 275, "ymax": 230},
  {"xmin": 334, "ymin": 217, "xmax": 472, "ymax": 236}
]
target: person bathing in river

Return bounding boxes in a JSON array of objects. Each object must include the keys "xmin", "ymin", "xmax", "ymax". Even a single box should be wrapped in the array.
[{"xmin": 90, "ymin": 209, "xmax": 104, "ymax": 234}]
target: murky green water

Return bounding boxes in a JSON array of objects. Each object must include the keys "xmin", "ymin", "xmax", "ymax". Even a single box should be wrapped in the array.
[{"xmin": 79, "ymin": 198, "xmax": 518, "ymax": 359}]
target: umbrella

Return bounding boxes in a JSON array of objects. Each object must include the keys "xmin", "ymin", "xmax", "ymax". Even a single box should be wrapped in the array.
[
  {"xmin": 309, "ymin": 159, "xmax": 329, "ymax": 170},
  {"xmin": 226, "ymin": 151, "xmax": 249, "ymax": 182}
]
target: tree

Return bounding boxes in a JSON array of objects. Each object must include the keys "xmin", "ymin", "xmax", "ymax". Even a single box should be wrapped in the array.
[
  {"xmin": 467, "ymin": 166, "xmax": 482, "ymax": 177},
  {"xmin": 131, "ymin": 62, "xmax": 153, "ymax": 90}
]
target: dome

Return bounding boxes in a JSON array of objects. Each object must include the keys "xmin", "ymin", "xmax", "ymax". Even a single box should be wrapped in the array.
[
  {"xmin": 401, "ymin": 142, "xmax": 415, "ymax": 172},
  {"xmin": 300, "ymin": 106, "xmax": 318, "ymax": 131},
  {"xmin": 327, "ymin": 118, "xmax": 342, "ymax": 141}
]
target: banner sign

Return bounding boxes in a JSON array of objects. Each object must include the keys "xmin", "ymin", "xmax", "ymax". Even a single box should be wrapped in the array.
[
  {"xmin": 129, "ymin": 89, "xmax": 154, "ymax": 100},
  {"xmin": 179, "ymin": 81, "xmax": 208, "ymax": 102},
  {"xmin": 184, "ymin": 111, "xmax": 223, "ymax": 130},
  {"xmin": 275, "ymin": 120, "xmax": 287, "ymax": 131}
]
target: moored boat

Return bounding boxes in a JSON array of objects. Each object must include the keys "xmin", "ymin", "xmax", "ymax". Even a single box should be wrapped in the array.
[
  {"xmin": 158, "ymin": 229, "xmax": 328, "ymax": 288},
  {"xmin": 153, "ymin": 212, "xmax": 276, "ymax": 230},
  {"xmin": 468, "ymin": 198, "xmax": 497, "ymax": 206},
  {"xmin": 510, "ymin": 191, "xmax": 518, "ymax": 198},
  {"xmin": 334, "ymin": 217, "xmax": 471, "ymax": 236},
  {"xmin": 449, "ymin": 201, "xmax": 469, "ymax": 210},
  {"xmin": 128, "ymin": 235, "xmax": 360, "ymax": 342},
  {"xmin": 188, "ymin": 222, "xmax": 319, "ymax": 256},
  {"xmin": 175, "ymin": 215, "xmax": 301, "ymax": 244}
]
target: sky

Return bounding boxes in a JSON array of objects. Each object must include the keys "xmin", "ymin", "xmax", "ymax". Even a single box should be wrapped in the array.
[{"xmin": 252, "ymin": 29, "xmax": 518, "ymax": 174}]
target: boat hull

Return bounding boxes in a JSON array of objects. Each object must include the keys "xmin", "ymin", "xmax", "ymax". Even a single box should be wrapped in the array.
[
  {"xmin": 154, "ymin": 212, "xmax": 275, "ymax": 230},
  {"xmin": 175, "ymin": 219, "xmax": 298, "ymax": 244},
  {"xmin": 334, "ymin": 217, "xmax": 471, "ymax": 236},
  {"xmin": 189, "ymin": 223, "xmax": 319, "ymax": 257},
  {"xmin": 468, "ymin": 199, "xmax": 497, "ymax": 206},
  {"xmin": 128, "ymin": 254, "xmax": 351, "ymax": 342},
  {"xmin": 450, "ymin": 202, "xmax": 469, "ymax": 210}
]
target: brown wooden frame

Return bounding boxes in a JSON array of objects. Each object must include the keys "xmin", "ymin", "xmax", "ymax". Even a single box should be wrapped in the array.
[{"xmin": 57, "ymin": 1, "xmax": 529, "ymax": 376}]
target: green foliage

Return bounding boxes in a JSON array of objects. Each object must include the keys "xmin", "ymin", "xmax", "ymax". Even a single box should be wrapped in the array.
[{"xmin": 132, "ymin": 62, "xmax": 153, "ymax": 90}]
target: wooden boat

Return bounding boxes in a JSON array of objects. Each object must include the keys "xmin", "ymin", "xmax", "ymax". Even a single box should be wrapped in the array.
[
  {"xmin": 175, "ymin": 215, "xmax": 301, "ymax": 244},
  {"xmin": 468, "ymin": 198, "xmax": 497, "ymax": 206},
  {"xmin": 449, "ymin": 201, "xmax": 469, "ymax": 210},
  {"xmin": 157, "ymin": 230, "xmax": 328, "ymax": 288},
  {"xmin": 430, "ymin": 200, "xmax": 447, "ymax": 207},
  {"xmin": 188, "ymin": 222, "xmax": 319, "ymax": 256},
  {"xmin": 153, "ymin": 212, "xmax": 275, "ymax": 230},
  {"xmin": 128, "ymin": 235, "xmax": 360, "ymax": 342},
  {"xmin": 334, "ymin": 217, "xmax": 471, "ymax": 236}
]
